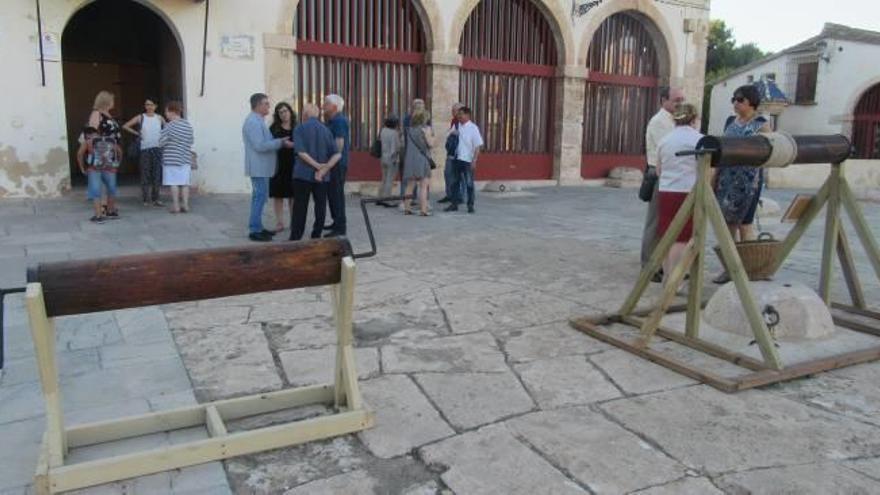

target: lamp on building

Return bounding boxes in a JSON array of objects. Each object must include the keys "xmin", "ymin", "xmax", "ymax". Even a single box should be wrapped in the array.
[{"xmin": 815, "ymin": 40, "xmax": 833, "ymax": 63}]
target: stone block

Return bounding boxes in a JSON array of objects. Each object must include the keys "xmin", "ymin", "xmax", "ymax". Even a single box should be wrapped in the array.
[
  {"xmin": 415, "ymin": 371, "xmax": 535, "ymax": 430},
  {"xmin": 61, "ymin": 358, "xmax": 192, "ymax": 412},
  {"xmin": 515, "ymin": 356, "xmax": 621, "ymax": 408},
  {"xmin": 248, "ymin": 300, "xmax": 332, "ymax": 323},
  {"xmin": 165, "ymin": 305, "xmax": 250, "ymax": 330},
  {"xmin": 114, "ymin": 306, "xmax": 172, "ymax": 344},
  {"xmin": 507, "ymin": 407, "xmax": 685, "ymax": 493},
  {"xmin": 497, "ymin": 321, "xmax": 611, "ymax": 363},
  {"xmin": 0, "ymin": 418, "xmax": 43, "ymax": 490},
  {"xmin": 437, "ymin": 289, "xmax": 586, "ymax": 334},
  {"xmin": 600, "ymin": 386, "xmax": 880, "ymax": 473},
  {"xmin": 278, "ymin": 346, "xmax": 380, "ymax": 386},
  {"xmin": 100, "ymin": 340, "xmax": 179, "ymax": 369},
  {"xmin": 170, "ymin": 461, "xmax": 230, "ymax": 494},
  {"xmin": 589, "ymin": 349, "xmax": 696, "ymax": 395},
  {"xmin": 604, "ymin": 167, "xmax": 643, "ymax": 189},
  {"xmin": 704, "ymin": 281, "xmax": 835, "ymax": 340},
  {"xmin": 381, "ymin": 332, "xmax": 507, "ymax": 374},
  {"xmin": 716, "ymin": 463, "xmax": 878, "ymax": 494},
  {"xmin": 55, "ymin": 312, "xmax": 123, "ymax": 351},
  {"xmin": 634, "ymin": 477, "xmax": 724, "ymax": 495},
  {"xmin": 0, "ymin": 381, "xmax": 45, "ymax": 423},
  {"xmin": 359, "ymin": 375, "xmax": 454, "ymax": 458},
  {"xmin": 419, "ymin": 424, "xmax": 587, "ymax": 495},
  {"xmin": 264, "ymin": 318, "xmax": 337, "ymax": 351},
  {"xmin": 770, "ymin": 362, "xmax": 880, "ymax": 426},
  {"xmin": 172, "ymin": 323, "xmax": 281, "ymax": 401},
  {"xmin": 1, "ymin": 348, "xmax": 99, "ymax": 386}
]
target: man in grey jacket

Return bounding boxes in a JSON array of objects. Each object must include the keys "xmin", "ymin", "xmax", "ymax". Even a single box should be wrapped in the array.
[{"xmin": 243, "ymin": 93, "xmax": 292, "ymax": 242}]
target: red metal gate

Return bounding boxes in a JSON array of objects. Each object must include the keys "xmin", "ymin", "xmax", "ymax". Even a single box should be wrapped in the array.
[
  {"xmin": 459, "ymin": 0, "xmax": 558, "ymax": 180},
  {"xmin": 294, "ymin": 0, "xmax": 427, "ymax": 180},
  {"xmin": 853, "ymin": 83, "xmax": 880, "ymax": 159},
  {"xmin": 581, "ymin": 13, "xmax": 660, "ymax": 179}
]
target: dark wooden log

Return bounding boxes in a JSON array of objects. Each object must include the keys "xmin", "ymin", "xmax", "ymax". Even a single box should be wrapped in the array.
[
  {"xmin": 28, "ymin": 238, "xmax": 352, "ymax": 317},
  {"xmin": 697, "ymin": 134, "xmax": 852, "ymax": 167}
]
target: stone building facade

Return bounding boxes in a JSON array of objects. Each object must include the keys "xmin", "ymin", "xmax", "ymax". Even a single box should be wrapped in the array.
[{"xmin": 0, "ymin": 0, "xmax": 710, "ymax": 198}]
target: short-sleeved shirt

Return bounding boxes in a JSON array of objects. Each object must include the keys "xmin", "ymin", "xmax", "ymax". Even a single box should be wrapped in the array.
[
  {"xmin": 294, "ymin": 117, "xmax": 337, "ymax": 183},
  {"xmin": 326, "ymin": 113, "xmax": 350, "ymax": 170},
  {"xmin": 455, "ymin": 120, "xmax": 483, "ymax": 163},
  {"xmin": 645, "ymin": 108, "xmax": 675, "ymax": 167},
  {"xmin": 657, "ymin": 126, "xmax": 703, "ymax": 192}
]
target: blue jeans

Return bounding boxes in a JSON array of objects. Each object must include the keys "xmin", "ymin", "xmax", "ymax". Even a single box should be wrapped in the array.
[
  {"xmin": 451, "ymin": 159, "xmax": 475, "ymax": 207},
  {"xmin": 249, "ymin": 177, "xmax": 270, "ymax": 234},
  {"xmin": 444, "ymin": 157, "xmax": 464, "ymax": 199},
  {"xmin": 87, "ymin": 170, "xmax": 117, "ymax": 201}
]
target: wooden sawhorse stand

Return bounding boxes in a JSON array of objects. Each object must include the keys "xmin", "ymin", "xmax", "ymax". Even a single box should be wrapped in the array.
[
  {"xmin": 571, "ymin": 134, "xmax": 880, "ymax": 392},
  {"xmin": 26, "ymin": 239, "xmax": 373, "ymax": 494}
]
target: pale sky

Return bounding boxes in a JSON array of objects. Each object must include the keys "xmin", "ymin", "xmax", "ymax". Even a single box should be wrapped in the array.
[{"xmin": 710, "ymin": 0, "xmax": 880, "ymax": 53}]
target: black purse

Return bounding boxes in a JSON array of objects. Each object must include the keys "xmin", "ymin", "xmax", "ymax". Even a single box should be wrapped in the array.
[
  {"xmin": 639, "ymin": 166, "xmax": 658, "ymax": 202},
  {"xmin": 370, "ymin": 136, "xmax": 382, "ymax": 158},
  {"xmin": 126, "ymin": 114, "xmax": 143, "ymax": 161}
]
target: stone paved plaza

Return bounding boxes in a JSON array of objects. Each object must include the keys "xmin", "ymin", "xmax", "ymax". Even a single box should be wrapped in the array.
[{"xmin": 1, "ymin": 185, "xmax": 880, "ymax": 495}]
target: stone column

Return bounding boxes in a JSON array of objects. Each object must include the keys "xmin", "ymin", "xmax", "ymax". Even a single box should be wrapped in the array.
[
  {"xmin": 263, "ymin": 34, "xmax": 296, "ymax": 104},
  {"xmin": 555, "ymin": 66, "xmax": 588, "ymax": 185},
  {"xmin": 426, "ymin": 51, "xmax": 463, "ymax": 192}
]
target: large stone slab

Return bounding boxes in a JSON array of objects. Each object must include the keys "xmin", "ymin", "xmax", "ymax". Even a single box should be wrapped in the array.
[
  {"xmin": 515, "ymin": 356, "xmax": 621, "ymax": 408},
  {"xmin": 506, "ymin": 407, "xmax": 685, "ymax": 493},
  {"xmin": 353, "ymin": 289, "xmax": 447, "ymax": 343},
  {"xmin": 165, "ymin": 305, "xmax": 250, "ymax": 330},
  {"xmin": 283, "ymin": 465, "xmax": 439, "ymax": 495},
  {"xmin": 716, "ymin": 463, "xmax": 879, "ymax": 494},
  {"xmin": 420, "ymin": 424, "xmax": 587, "ymax": 495},
  {"xmin": 415, "ymin": 371, "xmax": 535, "ymax": 430},
  {"xmin": 263, "ymin": 318, "xmax": 337, "ymax": 351},
  {"xmin": 278, "ymin": 346, "xmax": 380, "ymax": 386},
  {"xmin": 1, "ymin": 348, "xmax": 99, "ymax": 386},
  {"xmin": 248, "ymin": 300, "xmax": 332, "ymax": 323},
  {"xmin": 113, "ymin": 306, "xmax": 173, "ymax": 345},
  {"xmin": 770, "ymin": 363, "xmax": 880, "ymax": 426},
  {"xmin": 589, "ymin": 350, "xmax": 696, "ymax": 395},
  {"xmin": 55, "ymin": 312, "xmax": 122, "ymax": 351},
  {"xmin": 634, "ymin": 477, "xmax": 724, "ymax": 495},
  {"xmin": 0, "ymin": 418, "xmax": 44, "ymax": 491},
  {"xmin": 497, "ymin": 321, "xmax": 611, "ymax": 363},
  {"xmin": 437, "ymin": 288, "xmax": 586, "ymax": 334},
  {"xmin": 171, "ymin": 323, "xmax": 282, "ymax": 401},
  {"xmin": 600, "ymin": 386, "xmax": 880, "ymax": 473},
  {"xmin": 381, "ymin": 332, "xmax": 507, "ymax": 373},
  {"xmin": 359, "ymin": 375, "xmax": 454, "ymax": 458}
]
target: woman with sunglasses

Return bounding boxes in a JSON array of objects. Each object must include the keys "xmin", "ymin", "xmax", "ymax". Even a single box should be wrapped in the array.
[{"xmin": 712, "ymin": 85, "xmax": 772, "ymax": 284}]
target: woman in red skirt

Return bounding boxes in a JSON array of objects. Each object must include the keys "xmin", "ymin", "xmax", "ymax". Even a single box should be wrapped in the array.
[{"xmin": 656, "ymin": 103, "xmax": 703, "ymax": 289}]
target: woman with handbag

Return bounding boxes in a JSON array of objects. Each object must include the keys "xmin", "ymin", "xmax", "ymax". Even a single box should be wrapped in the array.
[
  {"xmin": 401, "ymin": 110, "xmax": 435, "ymax": 216},
  {"xmin": 123, "ymin": 97, "xmax": 166, "ymax": 207}
]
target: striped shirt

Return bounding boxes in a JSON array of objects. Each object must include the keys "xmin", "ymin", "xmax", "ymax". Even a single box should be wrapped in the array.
[{"xmin": 160, "ymin": 119, "xmax": 194, "ymax": 167}]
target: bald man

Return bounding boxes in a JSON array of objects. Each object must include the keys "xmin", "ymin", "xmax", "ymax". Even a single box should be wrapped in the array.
[{"xmin": 290, "ymin": 103, "xmax": 341, "ymax": 241}]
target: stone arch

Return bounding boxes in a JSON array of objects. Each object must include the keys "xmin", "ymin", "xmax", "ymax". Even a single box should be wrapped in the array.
[
  {"xmin": 450, "ymin": 0, "xmax": 576, "ymax": 66},
  {"xmin": 578, "ymin": 0, "xmax": 677, "ymax": 84},
  {"xmin": 283, "ymin": 0, "xmax": 443, "ymax": 52},
  {"xmin": 846, "ymin": 77, "xmax": 880, "ymax": 121}
]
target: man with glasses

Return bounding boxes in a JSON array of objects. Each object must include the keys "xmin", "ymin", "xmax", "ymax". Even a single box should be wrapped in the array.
[{"xmin": 642, "ymin": 87, "xmax": 685, "ymax": 281}]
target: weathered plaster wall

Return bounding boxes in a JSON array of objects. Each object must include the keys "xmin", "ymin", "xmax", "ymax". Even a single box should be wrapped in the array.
[{"xmin": 2, "ymin": 0, "xmax": 710, "ymax": 198}]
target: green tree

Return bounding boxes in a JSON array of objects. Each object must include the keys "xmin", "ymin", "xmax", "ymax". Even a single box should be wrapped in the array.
[{"xmin": 702, "ymin": 20, "xmax": 769, "ymax": 131}]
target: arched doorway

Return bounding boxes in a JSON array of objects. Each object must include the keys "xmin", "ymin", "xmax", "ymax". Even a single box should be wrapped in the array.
[
  {"xmin": 853, "ymin": 83, "xmax": 880, "ymax": 159},
  {"xmin": 458, "ymin": 0, "xmax": 559, "ymax": 180},
  {"xmin": 62, "ymin": 0, "xmax": 183, "ymax": 184},
  {"xmin": 581, "ymin": 12, "xmax": 664, "ymax": 178},
  {"xmin": 293, "ymin": 0, "xmax": 428, "ymax": 181}
]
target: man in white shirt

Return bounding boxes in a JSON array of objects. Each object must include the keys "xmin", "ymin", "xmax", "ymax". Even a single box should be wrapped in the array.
[
  {"xmin": 444, "ymin": 106, "xmax": 483, "ymax": 214},
  {"xmin": 642, "ymin": 87, "xmax": 684, "ymax": 281}
]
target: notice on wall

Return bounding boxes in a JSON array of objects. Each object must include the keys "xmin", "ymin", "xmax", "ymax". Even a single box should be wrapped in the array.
[
  {"xmin": 38, "ymin": 32, "xmax": 60, "ymax": 62},
  {"xmin": 220, "ymin": 35, "xmax": 255, "ymax": 60}
]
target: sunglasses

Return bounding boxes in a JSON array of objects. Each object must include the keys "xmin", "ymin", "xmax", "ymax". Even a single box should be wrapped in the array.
[{"xmin": 731, "ymin": 96, "xmax": 746, "ymax": 103}]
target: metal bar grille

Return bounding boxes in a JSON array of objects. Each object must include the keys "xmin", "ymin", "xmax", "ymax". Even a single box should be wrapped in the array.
[
  {"xmin": 458, "ymin": 0, "xmax": 557, "ymax": 155},
  {"xmin": 294, "ymin": 0, "xmax": 426, "ymax": 157},
  {"xmin": 583, "ymin": 13, "xmax": 659, "ymax": 156},
  {"xmin": 853, "ymin": 83, "xmax": 880, "ymax": 159}
]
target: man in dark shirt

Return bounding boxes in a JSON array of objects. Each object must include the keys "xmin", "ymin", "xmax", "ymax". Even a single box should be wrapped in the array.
[
  {"xmin": 322, "ymin": 94, "xmax": 350, "ymax": 237},
  {"xmin": 290, "ymin": 104, "xmax": 341, "ymax": 241}
]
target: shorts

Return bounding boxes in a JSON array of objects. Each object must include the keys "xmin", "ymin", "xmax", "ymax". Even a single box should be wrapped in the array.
[
  {"xmin": 87, "ymin": 169, "xmax": 118, "ymax": 201},
  {"xmin": 658, "ymin": 191, "xmax": 693, "ymax": 242}
]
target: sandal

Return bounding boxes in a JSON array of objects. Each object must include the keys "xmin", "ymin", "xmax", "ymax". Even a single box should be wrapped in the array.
[
  {"xmin": 403, "ymin": 209, "xmax": 413, "ymax": 215},
  {"xmin": 419, "ymin": 211, "xmax": 432, "ymax": 217},
  {"xmin": 169, "ymin": 208, "xmax": 180, "ymax": 214}
]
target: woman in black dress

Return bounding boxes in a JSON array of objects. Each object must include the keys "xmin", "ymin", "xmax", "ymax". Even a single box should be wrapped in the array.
[{"xmin": 269, "ymin": 102, "xmax": 297, "ymax": 232}]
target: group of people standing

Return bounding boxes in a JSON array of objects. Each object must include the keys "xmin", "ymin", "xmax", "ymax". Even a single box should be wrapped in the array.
[
  {"xmin": 244, "ymin": 94, "xmax": 485, "ymax": 242},
  {"xmin": 76, "ymin": 90, "xmax": 195, "ymax": 223},
  {"xmin": 641, "ymin": 84, "xmax": 771, "ymax": 289},
  {"xmin": 243, "ymin": 93, "xmax": 349, "ymax": 242}
]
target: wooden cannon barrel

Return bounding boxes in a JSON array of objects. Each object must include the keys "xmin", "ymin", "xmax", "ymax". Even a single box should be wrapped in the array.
[
  {"xmin": 27, "ymin": 238, "xmax": 352, "ymax": 317},
  {"xmin": 696, "ymin": 134, "xmax": 852, "ymax": 167}
]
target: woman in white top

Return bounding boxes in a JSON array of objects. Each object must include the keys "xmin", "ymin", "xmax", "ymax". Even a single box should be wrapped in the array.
[
  {"xmin": 123, "ymin": 98, "xmax": 166, "ymax": 207},
  {"xmin": 656, "ymin": 103, "xmax": 703, "ymax": 288},
  {"xmin": 160, "ymin": 101, "xmax": 195, "ymax": 213}
]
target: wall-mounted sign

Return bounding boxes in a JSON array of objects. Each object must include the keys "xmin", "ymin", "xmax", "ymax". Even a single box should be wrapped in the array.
[
  {"xmin": 220, "ymin": 35, "xmax": 255, "ymax": 60},
  {"xmin": 571, "ymin": 0, "xmax": 605, "ymax": 21},
  {"xmin": 38, "ymin": 32, "xmax": 60, "ymax": 62}
]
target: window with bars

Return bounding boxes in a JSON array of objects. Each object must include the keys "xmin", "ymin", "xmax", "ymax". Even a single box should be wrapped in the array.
[
  {"xmin": 795, "ymin": 61, "xmax": 818, "ymax": 104},
  {"xmin": 293, "ymin": 0, "xmax": 427, "ymax": 152},
  {"xmin": 458, "ymin": 0, "xmax": 558, "ymax": 155},
  {"xmin": 582, "ymin": 12, "xmax": 660, "ymax": 156}
]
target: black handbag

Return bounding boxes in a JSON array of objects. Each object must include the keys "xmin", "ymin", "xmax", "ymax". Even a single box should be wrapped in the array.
[
  {"xmin": 370, "ymin": 136, "xmax": 382, "ymax": 158},
  {"xmin": 126, "ymin": 114, "xmax": 143, "ymax": 161},
  {"xmin": 639, "ymin": 166, "xmax": 658, "ymax": 202}
]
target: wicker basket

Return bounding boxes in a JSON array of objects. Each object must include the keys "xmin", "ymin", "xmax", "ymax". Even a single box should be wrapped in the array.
[{"xmin": 713, "ymin": 233, "xmax": 783, "ymax": 281}]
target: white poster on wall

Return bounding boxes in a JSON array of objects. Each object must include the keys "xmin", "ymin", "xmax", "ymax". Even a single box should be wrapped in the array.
[
  {"xmin": 220, "ymin": 35, "xmax": 255, "ymax": 60},
  {"xmin": 38, "ymin": 32, "xmax": 60, "ymax": 61}
]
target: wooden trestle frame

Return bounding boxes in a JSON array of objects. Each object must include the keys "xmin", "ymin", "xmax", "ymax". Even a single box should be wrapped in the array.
[
  {"xmin": 25, "ymin": 241, "xmax": 373, "ymax": 494},
  {"xmin": 571, "ymin": 153, "xmax": 880, "ymax": 392}
]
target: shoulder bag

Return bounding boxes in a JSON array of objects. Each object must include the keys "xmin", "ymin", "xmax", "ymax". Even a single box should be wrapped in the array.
[{"xmin": 407, "ymin": 128, "xmax": 436, "ymax": 169}]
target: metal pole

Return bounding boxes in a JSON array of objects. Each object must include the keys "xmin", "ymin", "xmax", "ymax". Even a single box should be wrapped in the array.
[{"xmin": 36, "ymin": 0, "xmax": 46, "ymax": 87}]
